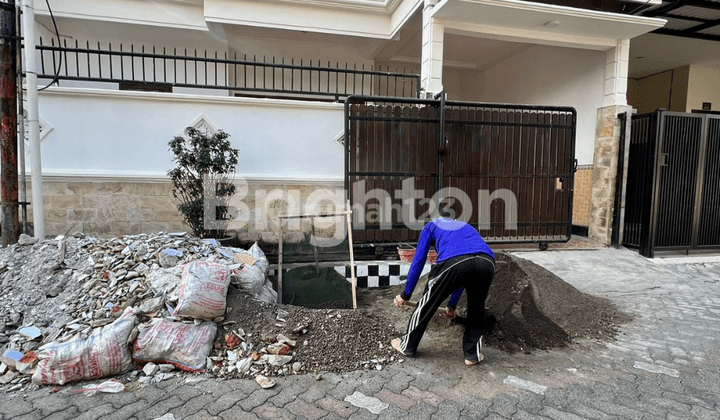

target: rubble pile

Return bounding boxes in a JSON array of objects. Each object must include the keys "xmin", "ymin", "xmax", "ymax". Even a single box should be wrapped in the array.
[{"xmin": 0, "ymin": 232, "xmax": 401, "ymax": 393}]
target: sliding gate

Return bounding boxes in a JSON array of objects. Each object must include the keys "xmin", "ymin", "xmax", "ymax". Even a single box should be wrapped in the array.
[
  {"xmin": 623, "ymin": 110, "xmax": 720, "ymax": 257},
  {"xmin": 344, "ymin": 95, "xmax": 577, "ymax": 245}
]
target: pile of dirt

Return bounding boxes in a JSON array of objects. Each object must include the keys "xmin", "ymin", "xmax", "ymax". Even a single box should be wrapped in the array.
[
  {"xmin": 347, "ymin": 251, "xmax": 632, "ymax": 357},
  {"xmin": 485, "ymin": 252, "xmax": 632, "ymax": 353}
]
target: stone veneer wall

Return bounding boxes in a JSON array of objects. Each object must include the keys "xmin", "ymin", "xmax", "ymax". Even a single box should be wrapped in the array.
[
  {"xmin": 25, "ymin": 177, "xmax": 345, "ymax": 240},
  {"xmin": 589, "ymin": 105, "xmax": 632, "ymax": 245},
  {"xmin": 572, "ymin": 165, "xmax": 593, "ymax": 227}
]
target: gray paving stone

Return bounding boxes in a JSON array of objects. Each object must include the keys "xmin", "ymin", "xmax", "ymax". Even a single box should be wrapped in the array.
[
  {"xmin": 381, "ymin": 371, "xmax": 414, "ymax": 394},
  {"xmin": 42, "ymin": 406, "xmax": 81, "ymax": 420},
  {"xmin": 460, "ymin": 397, "xmax": 492, "ymax": 418},
  {"xmin": 267, "ymin": 383, "xmax": 301, "ymax": 407},
  {"xmin": 488, "ymin": 394, "xmax": 518, "ymax": 418},
  {"xmin": 514, "ymin": 392, "xmax": 545, "ymax": 415},
  {"xmin": 96, "ymin": 399, "xmax": 149, "ymax": 420},
  {"xmin": 404, "ymin": 401, "xmax": 438, "ymax": 420},
  {"xmin": 512, "ymin": 410, "xmax": 552, "ymax": 420},
  {"xmin": 567, "ymin": 401, "xmax": 616, "ymax": 419},
  {"xmin": 219, "ymin": 405, "xmax": 262, "ymax": 420},
  {"xmin": 347, "ymin": 409, "xmax": 380, "ymax": 420},
  {"xmin": 171, "ymin": 392, "xmax": 217, "ymax": 418},
  {"xmin": 73, "ymin": 403, "xmax": 117, "ymax": 420},
  {"xmin": 357, "ymin": 375, "xmax": 388, "ymax": 396},
  {"xmin": 32, "ymin": 393, "xmax": 76, "ymax": 417},
  {"xmin": 135, "ymin": 395, "xmax": 185, "ymax": 420},
  {"xmin": 429, "ymin": 400, "xmax": 463, "ymax": 419},
  {"xmin": 181, "ymin": 409, "xmax": 221, "ymax": 420},
  {"xmin": 238, "ymin": 390, "xmax": 277, "ymax": 412},
  {"xmin": 483, "ymin": 414, "xmax": 511, "ymax": 420},
  {"xmin": 300, "ymin": 383, "xmax": 336, "ymax": 404},
  {"xmin": 583, "ymin": 399, "xmax": 645, "ymax": 419},
  {"xmin": 612, "ymin": 396, "xmax": 668, "ymax": 418},
  {"xmin": 321, "ymin": 413, "xmax": 347, "ymax": 420},
  {"xmin": 13, "ymin": 411, "xmax": 44, "ymax": 420},
  {"xmin": 377, "ymin": 405, "xmax": 410, "ymax": 420},
  {"xmin": 100, "ymin": 389, "xmax": 144, "ymax": 409},
  {"xmin": 0, "ymin": 395, "xmax": 37, "ymax": 418},
  {"xmin": 327, "ymin": 379, "xmax": 360, "ymax": 400},
  {"xmin": 689, "ymin": 404, "xmax": 720, "ymax": 420},
  {"xmin": 661, "ymin": 389, "xmax": 715, "ymax": 408},
  {"xmin": 656, "ymin": 375, "xmax": 686, "ymax": 393},
  {"xmin": 206, "ymin": 390, "xmax": 251, "ymax": 416}
]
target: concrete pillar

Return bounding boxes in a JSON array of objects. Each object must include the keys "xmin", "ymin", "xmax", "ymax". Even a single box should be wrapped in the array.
[
  {"xmin": 589, "ymin": 38, "xmax": 633, "ymax": 245},
  {"xmin": 588, "ymin": 105, "xmax": 632, "ymax": 245},
  {"xmin": 602, "ymin": 38, "xmax": 630, "ymax": 107},
  {"xmin": 421, "ymin": 0, "xmax": 444, "ymax": 96}
]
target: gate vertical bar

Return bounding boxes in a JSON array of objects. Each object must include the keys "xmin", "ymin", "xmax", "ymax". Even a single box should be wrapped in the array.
[
  {"xmin": 646, "ymin": 111, "xmax": 666, "ymax": 258},
  {"xmin": 436, "ymin": 91, "xmax": 445, "ymax": 207},
  {"xmin": 691, "ymin": 115, "xmax": 709, "ymax": 249}
]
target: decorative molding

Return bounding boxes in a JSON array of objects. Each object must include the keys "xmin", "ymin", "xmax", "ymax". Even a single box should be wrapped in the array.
[
  {"xmin": 22, "ymin": 106, "xmax": 53, "ymax": 142},
  {"xmin": 186, "ymin": 114, "xmax": 219, "ymax": 136},
  {"xmin": 31, "ymin": 172, "xmax": 344, "ymax": 185},
  {"xmin": 333, "ymin": 130, "xmax": 345, "ymax": 150},
  {"xmin": 38, "ymin": 87, "xmax": 345, "ymax": 111}
]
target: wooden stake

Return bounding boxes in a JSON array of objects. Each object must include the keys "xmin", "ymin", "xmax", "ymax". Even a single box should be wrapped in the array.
[
  {"xmin": 277, "ymin": 219, "xmax": 283, "ymax": 304},
  {"xmin": 346, "ymin": 200, "xmax": 357, "ymax": 310}
]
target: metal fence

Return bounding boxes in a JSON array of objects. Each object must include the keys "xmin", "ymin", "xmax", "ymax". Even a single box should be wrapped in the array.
[
  {"xmin": 345, "ymin": 95, "xmax": 577, "ymax": 246},
  {"xmin": 623, "ymin": 110, "xmax": 720, "ymax": 257},
  {"xmin": 36, "ymin": 38, "xmax": 421, "ymax": 100}
]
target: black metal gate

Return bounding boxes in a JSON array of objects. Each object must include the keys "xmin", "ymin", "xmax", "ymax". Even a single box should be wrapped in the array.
[
  {"xmin": 623, "ymin": 110, "xmax": 720, "ymax": 257},
  {"xmin": 344, "ymin": 95, "xmax": 577, "ymax": 245}
]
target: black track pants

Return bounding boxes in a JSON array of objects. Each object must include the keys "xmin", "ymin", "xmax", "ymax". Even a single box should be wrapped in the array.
[{"xmin": 399, "ymin": 253, "xmax": 495, "ymax": 360}]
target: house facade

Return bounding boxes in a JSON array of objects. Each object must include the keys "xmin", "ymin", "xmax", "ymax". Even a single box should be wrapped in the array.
[{"xmin": 21, "ymin": 0, "xmax": 669, "ymax": 244}]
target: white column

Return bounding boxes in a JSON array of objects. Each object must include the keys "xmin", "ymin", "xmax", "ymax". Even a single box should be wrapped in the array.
[
  {"xmin": 421, "ymin": 0, "xmax": 444, "ymax": 96},
  {"xmin": 22, "ymin": 0, "xmax": 45, "ymax": 239},
  {"xmin": 602, "ymin": 38, "xmax": 630, "ymax": 107}
]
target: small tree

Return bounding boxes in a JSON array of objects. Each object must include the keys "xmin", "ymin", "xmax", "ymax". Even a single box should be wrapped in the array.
[{"xmin": 168, "ymin": 127, "xmax": 239, "ymax": 238}]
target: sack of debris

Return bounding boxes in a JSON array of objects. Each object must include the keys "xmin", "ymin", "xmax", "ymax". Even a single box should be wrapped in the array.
[
  {"xmin": 173, "ymin": 261, "xmax": 231, "ymax": 320},
  {"xmin": 132, "ymin": 318, "xmax": 217, "ymax": 372},
  {"xmin": 31, "ymin": 307, "xmax": 138, "ymax": 385},
  {"xmin": 231, "ymin": 263, "xmax": 265, "ymax": 296},
  {"xmin": 229, "ymin": 242, "xmax": 277, "ymax": 303}
]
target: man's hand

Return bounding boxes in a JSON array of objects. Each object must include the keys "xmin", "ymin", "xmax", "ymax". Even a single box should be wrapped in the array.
[
  {"xmin": 442, "ymin": 308, "xmax": 456, "ymax": 319},
  {"xmin": 394, "ymin": 295, "xmax": 408, "ymax": 308}
]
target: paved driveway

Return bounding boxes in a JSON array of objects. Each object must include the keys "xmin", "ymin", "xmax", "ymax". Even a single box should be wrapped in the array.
[{"xmin": 2, "ymin": 247, "xmax": 719, "ymax": 419}]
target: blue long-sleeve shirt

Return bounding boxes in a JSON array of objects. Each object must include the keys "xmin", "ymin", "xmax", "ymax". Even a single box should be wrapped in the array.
[{"xmin": 401, "ymin": 217, "xmax": 494, "ymax": 308}]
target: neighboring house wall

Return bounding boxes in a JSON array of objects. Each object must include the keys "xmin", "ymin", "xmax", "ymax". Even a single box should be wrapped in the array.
[
  {"xmin": 627, "ymin": 66, "xmax": 688, "ymax": 114},
  {"xmin": 481, "ymin": 44, "xmax": 606, "ymax": 166},
  {"xmin": 686, "ymin": 65, "xmax": 720, "ymax": 113}
]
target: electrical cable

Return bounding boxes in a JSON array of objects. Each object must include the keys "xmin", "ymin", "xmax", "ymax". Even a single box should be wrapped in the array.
[
  {"xmin": 38, "ymin": 0, "xmax": 61, "ymax": 91},
  {"xmin": 627, "ymin": 0, "xmax": 674, "ymax": 16}
]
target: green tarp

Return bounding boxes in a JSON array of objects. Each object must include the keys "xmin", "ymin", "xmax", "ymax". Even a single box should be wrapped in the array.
[{"xmin": 281, "ymin": 266, "xmax": 352, "ymax": 308}]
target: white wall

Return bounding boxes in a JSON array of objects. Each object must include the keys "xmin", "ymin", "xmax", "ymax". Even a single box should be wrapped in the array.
[
  {"xmin": 482, "ymin": 44, "xmax": 606, "ymax": 165},
  {"xmin": 36, "ymin": 89, "xmax": 345, "ymax": 180}
]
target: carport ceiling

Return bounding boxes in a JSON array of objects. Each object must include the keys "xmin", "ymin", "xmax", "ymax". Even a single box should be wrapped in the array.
[{"xmin": 635, "ymin": 0, "xmax": 720, "ymax": 42}]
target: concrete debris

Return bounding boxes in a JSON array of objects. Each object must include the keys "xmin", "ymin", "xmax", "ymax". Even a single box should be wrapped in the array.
[
  {"xmin": 18, "ymin": 234, "xmax": 38, "ymax": 246},
  {"xmin": 255, "ymin": 374, "xmax": 275, "ymax": 389},
  {"xmin": 0, "ymin": 233, "xmax": 284, "ymax": 393},
  {"xmin": 143, "ymin": 362, "xmax": 159, "ymax": 376}
]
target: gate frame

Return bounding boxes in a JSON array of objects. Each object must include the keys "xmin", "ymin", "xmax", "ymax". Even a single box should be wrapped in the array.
[{"xmin": 344, "ymin": 94, "xmax": 577, "ymax": 246}]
